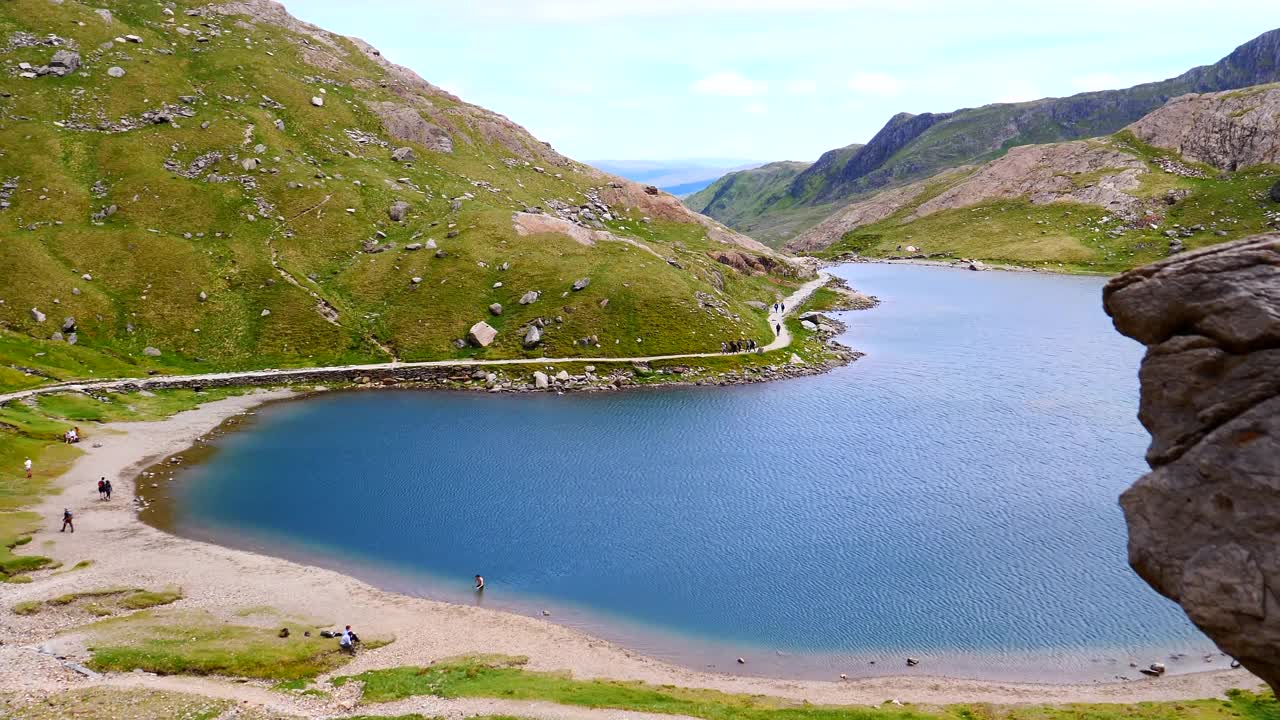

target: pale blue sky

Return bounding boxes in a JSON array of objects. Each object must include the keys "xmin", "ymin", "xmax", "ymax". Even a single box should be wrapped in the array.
[{"xmin": 282, "ymin": 0, "xmax": 1277, "ymax": 163}]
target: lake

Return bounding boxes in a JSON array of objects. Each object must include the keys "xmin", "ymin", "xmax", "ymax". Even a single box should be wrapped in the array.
[{"xmin": 147, "ymin": 263, "xmax": 1218, "ymax": 681}]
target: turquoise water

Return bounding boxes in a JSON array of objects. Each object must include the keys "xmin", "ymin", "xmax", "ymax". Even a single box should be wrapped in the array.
[{"xmin": 160, "ymin": 263, "xmax": 1214, "ymax": 679}]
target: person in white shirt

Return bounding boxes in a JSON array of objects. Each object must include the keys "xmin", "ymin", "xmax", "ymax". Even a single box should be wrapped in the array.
[
  {"xmin": 339, "ymin": 625, "xmax": 359, "ymax": 654},
  {"xmin": 24, "ymin": 458, "xmax": 32, "ymax": 478}
]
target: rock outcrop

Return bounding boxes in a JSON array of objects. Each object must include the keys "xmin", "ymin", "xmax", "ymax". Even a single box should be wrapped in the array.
[
  {"xmin": 1127, "ymin": 84, "xmax": 1280, "ymax": 171},
  {"xmin": 1103, "ymin": 235, "xmax": 1280, "ymax": 692}
]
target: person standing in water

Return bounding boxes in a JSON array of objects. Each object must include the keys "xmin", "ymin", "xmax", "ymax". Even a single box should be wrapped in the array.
[{"xmin": 474, "ymin": 574, "xmax": 485, "ymax": 591}]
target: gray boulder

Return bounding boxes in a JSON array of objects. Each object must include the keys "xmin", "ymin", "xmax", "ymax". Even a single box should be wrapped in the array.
[
  {"xmin": 1103, "ymin": 234, "xmax": 1280, "ymax": 692},
  {"xmin": 106, "ymin": 66, "xmax": 126, "ymax": 78},
  {"xmin": 389, "ymin": 200, "xmax": 410, "ymax": 222},
  {"xmin": 572, "ymin": 278, "xmax": 590, "ymax": 291},
  {"xmin": 61, "ymin": 316, "xmax": 76, "ymax": 332},
  {"xmin": 30, "ymin": 308, "xmax": 46, "ymax": 323},
  {"xmin": 489, "ymin": 303, "xmax": 503, "ymax": 316},
  {"xmin": 519, "ymin": 290, "xmax": 540, "ymax": 305},
  {"xmin": 467, "ymin": 321, "xmax": 497, "ymax": 348},
  {"xmin": 533, "ymin": 371, "xmax": 549, "ymax": 389},
  {"xmin": 745, "ymin": 301, "xmax": 767, "ymax": 310},
  {"xmin": 143, "ymin": 346, "xmax": 161, "ymax": 357},
  {"xmin": 48, "ymin": 50, "xmax": 80, "ymax": 75},
  {"xmin": 522, "ymin": 325, "xmax": 542, "ymax": 348},
  {"xmin": 391, "ymin": 146, "xmax": 415, "ymax": 162}
]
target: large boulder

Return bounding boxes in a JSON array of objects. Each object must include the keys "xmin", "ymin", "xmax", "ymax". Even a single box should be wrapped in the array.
[
  {"xmin": 1103, "ymin": 234, "xmax": 1280, "ymax": 692},
  {"xmin": 522, "ymin": 324, "xmax": 542, "ymax": 348},
  {"xmin": 467, "ymin": 321, "xmax": 497, "ymax": 348},
  {"xmin": 388, "ymin": 200, "xmax": 410, "ymax": 222},
  {"xmin": 48, "ymin": 50, "xmax": 80, "ymax": 75}
]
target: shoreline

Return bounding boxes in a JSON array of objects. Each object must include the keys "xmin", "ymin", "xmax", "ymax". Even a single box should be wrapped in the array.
[
  {"xmin": 2, "ymin": 390, "xmax": 1264, "ymax": 709},
  {"xmin": 136, "ymin": 387, "xmax": 1228, "ymax": 687}
]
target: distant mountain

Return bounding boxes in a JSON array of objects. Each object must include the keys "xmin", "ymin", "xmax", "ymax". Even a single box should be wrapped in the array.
[
  {"xmin": 593, "ymin": 159, "xmax": 762, "ymax": 195},
  {"xmin": 786, "ymin": 83, "xmax": 1280, "ymax": 273},
  {"xmin": 686, "ymin": 28, "xmax": 1280, "ymax": 246}
]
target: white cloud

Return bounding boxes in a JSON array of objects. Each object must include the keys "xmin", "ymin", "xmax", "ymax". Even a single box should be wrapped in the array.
[
  {"xmin": 783, "ymin": 78, "xmax": 818, "ymax": 95},
  {"xmin": 744, "ymin": 100, "xmax": 769, "ymax": 114},
  {"xmin": 846, "ymin": 72, "xmax": 900, "ymax": 95},
  {"xmin": 993, "ymin": 80, "xmax": 1042, "ymax": 103},
  {"xmin": 690, "ymin": 71, "xmax": 768, "ymax": 97},
  {"xmin": 506, "ymin": 0, "xmax": 914, "ymax": 22},
  {"xmin": 1069, "ymin": 72, "xmax": 1150, "ymax": 92},
  {"xmin": 550, "ymin": 78, "xmax": 595, "ymax": 95}
]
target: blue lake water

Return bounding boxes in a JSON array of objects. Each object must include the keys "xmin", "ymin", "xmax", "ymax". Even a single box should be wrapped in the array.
[{"xmin": 156, "ymin": 263, "xmax": 1216, "ymax": 680}]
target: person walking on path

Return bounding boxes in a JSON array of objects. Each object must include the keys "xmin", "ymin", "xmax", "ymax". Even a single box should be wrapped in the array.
[
  {"xmin": 24, "ymin": 458, "xmax": 32, "ymax": 478},
  {"xmin": 97, "ymin": 478, "xmax": 106, "ymax": 500},
  {"xmin": 60, "ymin": 508, "xmax": 74, "ymax": 533},
  {"xmin": 104, "ymin": 480, "xmax": 113, "ymax": 501}
]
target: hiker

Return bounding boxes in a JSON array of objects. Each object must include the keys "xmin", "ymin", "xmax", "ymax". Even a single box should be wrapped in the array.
[
  {"xmin": 339, "ymin": 625, "xmax": 359, "ymax": 654},
  {"xmin": 104, "ymin": 480, "xmax": 112, "ymax": 501},
  {"xmin": 474, "ymin": 574, "xmax": 485, "ymax": 591},
  {"xmin": 720, "ymin": 341, "xmax": 728, "ymax": 353},
  {"xmin": 24, "ymin": 458, "xmax": 32, "ymax": 478},
  {"xmin": 97, "ymin": 478, "xmax": 106, "ymax": 500},
  {"xmin": 60, "ymin": 508, "xmax": 74, "ymax": 533},
  {"xmin": 775, "ymin": 323, "xmax": 781, "ymax": 334}
]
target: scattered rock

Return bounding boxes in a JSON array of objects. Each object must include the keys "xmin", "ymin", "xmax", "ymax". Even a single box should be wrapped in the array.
[
  {"xmin": 644, "ymin": 185, "xmax": 659, "ymax": 195},
  {"xmin": 789, "ymin": 353, "xmax": 804, "ymax": 365},
  {"xmin": 260, "ymin": 308, "xmax": 271, "ymax": 317},
  {"xmin": 388, "ymin": 200, "xmax": 410, "ymax": 221},
  {"xmin": 198, "ymin": 291, "xmax": 207, "ymax": 302},
  {"xmin": 519, "ymin": 291, "xmax": 540, "ymax": 305},
  {"xmin": 106, "ymin": 66, "xmax": 125, "ymax": 78},
  {"xmin": 737, "ymin": 657, "xmax": 746, "ymax": 665},
  {"xmin": 489, "ymin": 303, "xmax": 502, "ymax": 316},
  {"xmin": 311, "ymin": 96, "xmax": 324, "ymax": 107},
  {"xmin": 30, "ymin": 308, "xmax": 45, "ymax": 323},
  {"xmin": 1270, "ymin": 180, "xmax": 1280, "ymax": 204},
  {"xmin": 522, "ymin": 325, "xmax": 542, "ymax": 348},
  {"xmin": 391, "ymin": 146, "xmax": 415, "ymax": 162},
  {"xmin": 533, "ymin": 371, "xmax": 549, "ymax": 389},
  {"xmin": 143, "ymin": 346, "xmax": 161, "ymax": 357},
  {"xmin": 48, "ymin": 50, "xmax": 80, "ymax": 75},
  {"xmin": 61, "ymin": 317, "xmax": 76, "ymax": 333},
  {"xmin": 467, "ymin": 321, "xmax": 497, "ymax": 348},
  {"xmin": 572, "ymin": 278, "xmax": 590, "ymax": 291},
  {"xmin": 906, "ymin": 658, "xmax": 919, "ymax": 667}
]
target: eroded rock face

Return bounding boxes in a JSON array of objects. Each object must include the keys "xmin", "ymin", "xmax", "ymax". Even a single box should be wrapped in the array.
[{"xmin": 1103, "ymin": 234, "xmax": 1280, "ymax": 691}]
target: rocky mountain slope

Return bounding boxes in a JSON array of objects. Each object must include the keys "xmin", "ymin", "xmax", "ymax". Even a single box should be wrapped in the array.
[
  {"xmin": 0, "ymin": 0, "xmax": 803, "ymax": 393},
  {"xmin": 688, "ymin": 28, "xmax": 1280, "ymax": 246},
  {"xmin": 785, "ymin": 83, "xmax": 1280, "ymax": 273},
  {"xmin": 1103, "ymin": 234, "xmax": 1280, "ymax": 693}
]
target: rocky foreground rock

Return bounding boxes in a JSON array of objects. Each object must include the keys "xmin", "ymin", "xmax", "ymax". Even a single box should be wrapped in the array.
[{"xmin": 1103, "ymin": 235, "xmax": 1279, "ymax": 691}]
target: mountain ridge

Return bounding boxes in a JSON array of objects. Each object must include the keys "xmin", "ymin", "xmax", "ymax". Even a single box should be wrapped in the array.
[{"xmin": 687, "ymin": 28, "xmax": 1280, "ymax": 246}]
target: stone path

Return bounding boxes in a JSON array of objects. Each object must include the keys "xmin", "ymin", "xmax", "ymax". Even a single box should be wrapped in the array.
[{"xmin": 0, "ymin": 273, "xmax": 831, "ymax": 406}]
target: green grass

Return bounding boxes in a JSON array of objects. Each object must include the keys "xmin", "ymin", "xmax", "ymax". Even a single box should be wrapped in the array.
[
  {"xmin": 0, "ymin": 0, "xmax": 798, "ymax": 393},
  {"xmin": 338, "ymin": 658, "xmax": 1277, "ymax": 720},
  {"xmin": 15, "ymin": 586, "xmax": 182, "ymax": 617},
  {"xmin": 0, "ymin": 686, "xmax": 295, "ymax": 720},
  {"xmin": 83, "ymin": 609, "xmax": 379, "ymax": 681}
]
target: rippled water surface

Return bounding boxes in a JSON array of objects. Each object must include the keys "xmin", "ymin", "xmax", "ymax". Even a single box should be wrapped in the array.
[{"xmin": 163, "ymin": 264, "xmax": 1211, "ymax": 677}]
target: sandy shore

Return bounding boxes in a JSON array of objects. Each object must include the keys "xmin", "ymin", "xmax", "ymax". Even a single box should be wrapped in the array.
[{"xmin": 0, "ymin": 390, "xmax": 1264, "ymax": 715}]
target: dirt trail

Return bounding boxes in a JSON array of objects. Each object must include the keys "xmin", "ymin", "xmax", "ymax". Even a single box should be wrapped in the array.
[{"xmin": 0, "ymin": 274, "xmax": 831, "ymax": 407}]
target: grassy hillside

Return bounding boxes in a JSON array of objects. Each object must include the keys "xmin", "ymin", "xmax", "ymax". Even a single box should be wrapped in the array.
[
  {"xmin": 808, "ymin": 131, "xmax": 1279, "ymax": 273},
  {"xmin": 0, "ymin": 0, "xmax": 800, "ymax": 394},
  {"xmin": 685, "ymin": 160, "xmax": 833, "ymax": 246},
  {"xmin": 688, "ymin": 28, "xmax": 1280, "ymax": 242}
]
